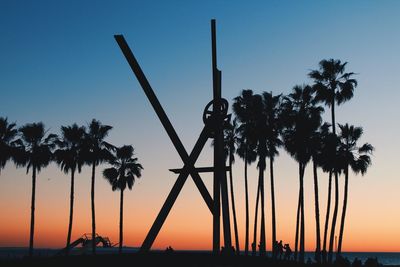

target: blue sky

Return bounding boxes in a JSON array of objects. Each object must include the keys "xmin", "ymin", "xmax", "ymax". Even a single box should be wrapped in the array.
[{"xmin": 1, "ymin": 0, "xmax": 400, "ymax": 251}]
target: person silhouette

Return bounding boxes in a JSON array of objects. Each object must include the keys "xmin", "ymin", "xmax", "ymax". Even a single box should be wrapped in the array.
[
  {"xmin": 283, "ymin": 243, "xmax": 292, "ymax": 260},
  {"xmin": 277, "ymin": 240, "xmax": 284, "ymax": 260}
]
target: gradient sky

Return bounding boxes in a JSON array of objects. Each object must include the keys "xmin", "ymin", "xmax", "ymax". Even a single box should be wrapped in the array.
[{"xmin": 1, "ymin": 0, "xmax": 400, "ymax": 252}]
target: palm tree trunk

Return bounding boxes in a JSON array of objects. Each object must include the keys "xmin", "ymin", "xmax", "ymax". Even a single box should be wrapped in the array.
[
  {"xmin": 327, "ymin": 94, "xmax": 338, "ymax": 263},
  {"xmin": 331, "ymin": 98, "xmax": 336, "ymax": 135},
  {"xmin": 313, "ymin": 161, "xmax": 321, "ymax": 263},
  {"xmin": 270, "ymin": 156, "xmax": 277, "ymax": 259},
  {"xmin": 322, "ymin": 171, "xmax": 333, "ymax": 263},
  {"xmin": 299, "ymin": 163, "xmax": 305, "ymax": 263},
  {"xmin": 337, "ymin": 165, "xmax": 349, "ymax": 256},
  {"xmin": 66, "ymin": 170, "xmax": 75, "ymax": 255},
  {"xmin": 119, "ymin": 188, "xmax": 124, "ymax": 254},
  {"xmin": 244, "ymin": 151, "xmax": 249, "ymax": 256},
  {"xmin": 29, "ymin": 166, "xmax": 36, "ymax": 257},
  {"xmin": 252, "ymin": 176, "xmax": 261, "ymax": 256},
  {"xmin": 328, "ymin": 172, "xmax": 339, "ymax": 263},
  {"xmin": 294, "ymin": 185, "xmax": 301, "ymax": 261},
  {"xmin": 228, "ymin": 154, "xmax": 240, "ymax": 255},
  {"xmin": 259, "ymin": 159, "xmax": 266, "ymax": 256},
  {"xmin": 91, "ymin": 162, "xmax": 96, "ymax": 255}
]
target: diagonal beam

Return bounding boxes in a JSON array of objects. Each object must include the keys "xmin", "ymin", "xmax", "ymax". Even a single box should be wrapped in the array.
[
  {"xmin": 170, "ymin": 166, "xmax": 230, "ymax": 174},
  {"xmin": 140, "ymin": 127, "xmax": 209, "ymax": 252},
  {"xmin": 115, "ymin": 34, "xmax": 212, "ymax": 210}
]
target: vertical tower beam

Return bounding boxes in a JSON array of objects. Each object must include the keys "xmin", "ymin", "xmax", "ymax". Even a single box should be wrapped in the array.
[
  {"xmin": 211, "ymin": 19, "xmax": 221, "ymax": 255},
  {"xmin": 211, "ymin": 19, "xmax": 232, "ymax": 254}
]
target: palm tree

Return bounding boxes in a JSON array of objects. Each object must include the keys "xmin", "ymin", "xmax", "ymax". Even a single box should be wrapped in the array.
[
  {"xmin": 0, "ymin": 117, "xmax": 18, "ymax": 173},
  {"xmin": 15, "ymin": 122, "xmax": 57, "ymax": 257},
  {"xmin": 309, "ymin": 59, "xmax": 357, "ymax": 262},
  {"xmin": 103, "ymin": 145, "xmax": 143, "ymax": 254},
  {"xmin": 54, "ymin": 124, "xmax": 86, "ymax": 255},
  {"xmin": 83, "ymin": 119, "xmax": 114, "ymax": 254},
  {"xmin": 262, "ymin": 92, "xmax": 283, "ymax": 259},
  {"xmin": 232, "ymin": 89, "xmax": 258, "ymax": 256},
  {"xmin": 309, "ymin": 123, "xmax": 330, "ymax": 263},
  {"xmin": 281, "ymin": 85, "xmax": 323, "ymax": 263},
  {"xmin": 336, "ymin": 124, "xmax": 373, "ymax": 256},
  {"xmin": 252, "ymin": 93, "xmax": 268, "ymax": 256},
  {"xmin": 223, "ymin": 119, "xmax": 240, "ymax": 255}
]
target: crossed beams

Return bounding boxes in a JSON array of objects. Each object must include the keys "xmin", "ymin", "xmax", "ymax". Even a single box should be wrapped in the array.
[
  {"xmin": 114, "ymin": 19, "xmax": 232, "ymax": 254},
  {"xmin": 115, "ymin": 35, "xmax": 216, "ymax": 251}
]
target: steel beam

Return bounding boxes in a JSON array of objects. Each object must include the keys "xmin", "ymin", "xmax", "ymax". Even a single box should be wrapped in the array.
[{"xmin": 115, "ymin": 35, "xmax": 212, "ymax": 211}]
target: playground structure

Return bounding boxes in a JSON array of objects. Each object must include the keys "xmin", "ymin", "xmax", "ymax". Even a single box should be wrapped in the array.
[
  {"xmin": 57, "ymin": 233, "xmax": 115, "ymax": 255},
  {"xmin": 115, "ymin": 19, "xmax": 233, "ymax": 254}
]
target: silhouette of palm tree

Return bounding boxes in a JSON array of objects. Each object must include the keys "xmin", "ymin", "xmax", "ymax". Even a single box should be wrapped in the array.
[
  {"xmin": 83, "ymin": 119, "xmax": 114, "ymax": 254},
  {"xmin": 336, "ymin": 124, "xmax": 373, "ymax": 256},
  {"xmin": 262, "ymin": 92, "xmax": 283, "ymax": 258},
  {"xmin": 232, "ymin": 89, "xmax": 257, "ymax": 256},
  {"xmin": 251, "ymin": 93, "xmax": 268, "ymax": 256},
  {"xmin": 103, "ymin": 145, "xmax": 143, "ymax": 254},
  {"xmin": 14, "ymin": 122, "xmax": 57, "ymax": 257},
  {"xmin": 309, "ymin": 59, "xmax": 357, "ymax": 263},
  {"xmin": 223, "ymin": 119, "xmax": 240, "ymax": 255},
  {"xmin": 0, "ymin": 117, "xmax": 18, "ymax": 173},
  {"xmin": 54, "ymin": 124, "xmax": 86, "ymax": 255},
  {"xmin": 309, "ymin": 122, "xmax": 331, "ymax": 263},
  {"xmin": 281, "ymin": 85, "xmax": 323, "ymax": 263}
]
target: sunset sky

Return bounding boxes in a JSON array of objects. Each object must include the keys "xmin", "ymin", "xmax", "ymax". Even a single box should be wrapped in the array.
[{"xmin": 1, "ymin": 0, "xmax": 400, "ymax": 252}]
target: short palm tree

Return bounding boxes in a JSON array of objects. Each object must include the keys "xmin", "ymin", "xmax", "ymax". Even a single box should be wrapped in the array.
[
  {"xmin": 15, "ymin": 122, "xmax": 57, "ymax": 257},
  {"xmin": 103, "ymin": 145, "xmax": 143, "ymax": 254},
  {"xmin": 0, "ymin": 117, "xmax": 18, "ymax": 173},
  {"xmin": 281, "ymin": 85, "xmax": 323, "ymax": 263},
  {"xmin": 317, "ymin": 127, "xmax": 340, "ymax": 263},
  {"xmin": 232, "ymin": 89, "xmax": 258, "ymax": 256},
  {"xmin": 83, "ymin": 119, "xmax": 114, "ymax": 254},
  {"xmin": 262, "ymin": 92, "xmax": 283, "ymax": 259},
  {"xmin": 309, "ymin": 59, "xmax": 357, "ymax": 262},
  {"xmin": 54, "ymin": 124, "xmax": 86, "ymax": 255},
  {"xmin": 309, "ymin": 122, "xmax": 330, "ymax": 263},
  {"xmin": 336, "ymin": 124, "xmax": 373, "ymax": 256},
  {"xmin": 223, "ymin": 119, "xmax": 240, "ymax": 255}
]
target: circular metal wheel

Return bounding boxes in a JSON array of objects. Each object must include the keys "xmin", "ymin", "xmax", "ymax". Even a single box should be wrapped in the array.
[{"xmin": 202, "ymin": 98, "xmax": 229, "ymax": 125}]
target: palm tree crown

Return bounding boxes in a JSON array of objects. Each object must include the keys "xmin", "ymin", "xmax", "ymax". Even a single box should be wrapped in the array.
[
  {"xmin": 16, "ymin": 122, "xmax": 57, "ymax": 172},
  {"xmin": 103, "ymin": 145, "xmax": 143, "ymax": 191},
  {"xmin": 282, "ymin": 85, "xmax": 324, "ymax": 164},
  {"xmin": 0, "ymin": 117, "xmax": 18, "ymax": 172},
  {"xmin": 84, "ymin": 119, "xmax": 114, "ymax": 165},
  {"xmin": 337, "ymin": 124, "xmax": 373, "ymax": 175},
  {"xmin": 55, "ymin": 124, "xmax": 86, "ymax": 174},
  {"xmin": 309, "ymin": 59, "xmax": 357, "ymax": 107}
]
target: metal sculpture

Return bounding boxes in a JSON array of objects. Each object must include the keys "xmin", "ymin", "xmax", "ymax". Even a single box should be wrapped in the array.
[{"xmin": 115, "ymin": 19, "xmax": 232, "ymax": 254}]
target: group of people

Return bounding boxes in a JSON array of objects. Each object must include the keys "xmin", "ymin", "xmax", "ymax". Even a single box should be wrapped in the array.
[{"xmin": 273, "ymin": 240, "xmax": 292, "ymax": 260}]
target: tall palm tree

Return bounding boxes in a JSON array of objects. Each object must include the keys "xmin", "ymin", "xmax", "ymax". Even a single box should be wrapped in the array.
[
  {"xmin": 223, "ymin": 119, "xmax": 240, "ymax": 255},
  {"xmin": 103, "ymin": 145, "xmax": 143, "ymax": 254},
  {"xmin": 83, "ymin": 119, "xmax": 114, "ymax": 254},
  {"xmin": 281, "ymin": 85, "xmax": 323, "ymax": 263},
  {"xmin": 262, "ymin": 92, "xmax": 283, "ymax": 259},
  {"xmin": 252, "ymin": 94, "xmax": 268, "ymax": 256},
  {"xmin": 54, "ymin": 124, "xmax": 86, "ymax": 255},
  {"xmin": 232, "ymin": 89, "xmax": 257, "ymax": 256},
  {"xmin": 309, "ymin": 59, "xmax": 357, "ymax": 262},
  {"xmin": 336, "ymin": 124, "xmax": 373, "ymax": 256},
  {"xmin": 15, "ymin": 122, "xmax": 57, "ymax": 257},
  {"xmin": 0, "ymin": 117, "xmax": 18, "ymax": 173}
]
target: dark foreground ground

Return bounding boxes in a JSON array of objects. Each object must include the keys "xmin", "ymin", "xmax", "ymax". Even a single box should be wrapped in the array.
[{"xmin": 0, "ymin": 251, "xmax": 386, "ymax": 267}]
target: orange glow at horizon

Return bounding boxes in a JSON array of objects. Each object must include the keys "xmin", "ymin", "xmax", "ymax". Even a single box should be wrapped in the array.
[{"xmin": 1, "ymin": 145, "xmax": 399, "ymax": 253}]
